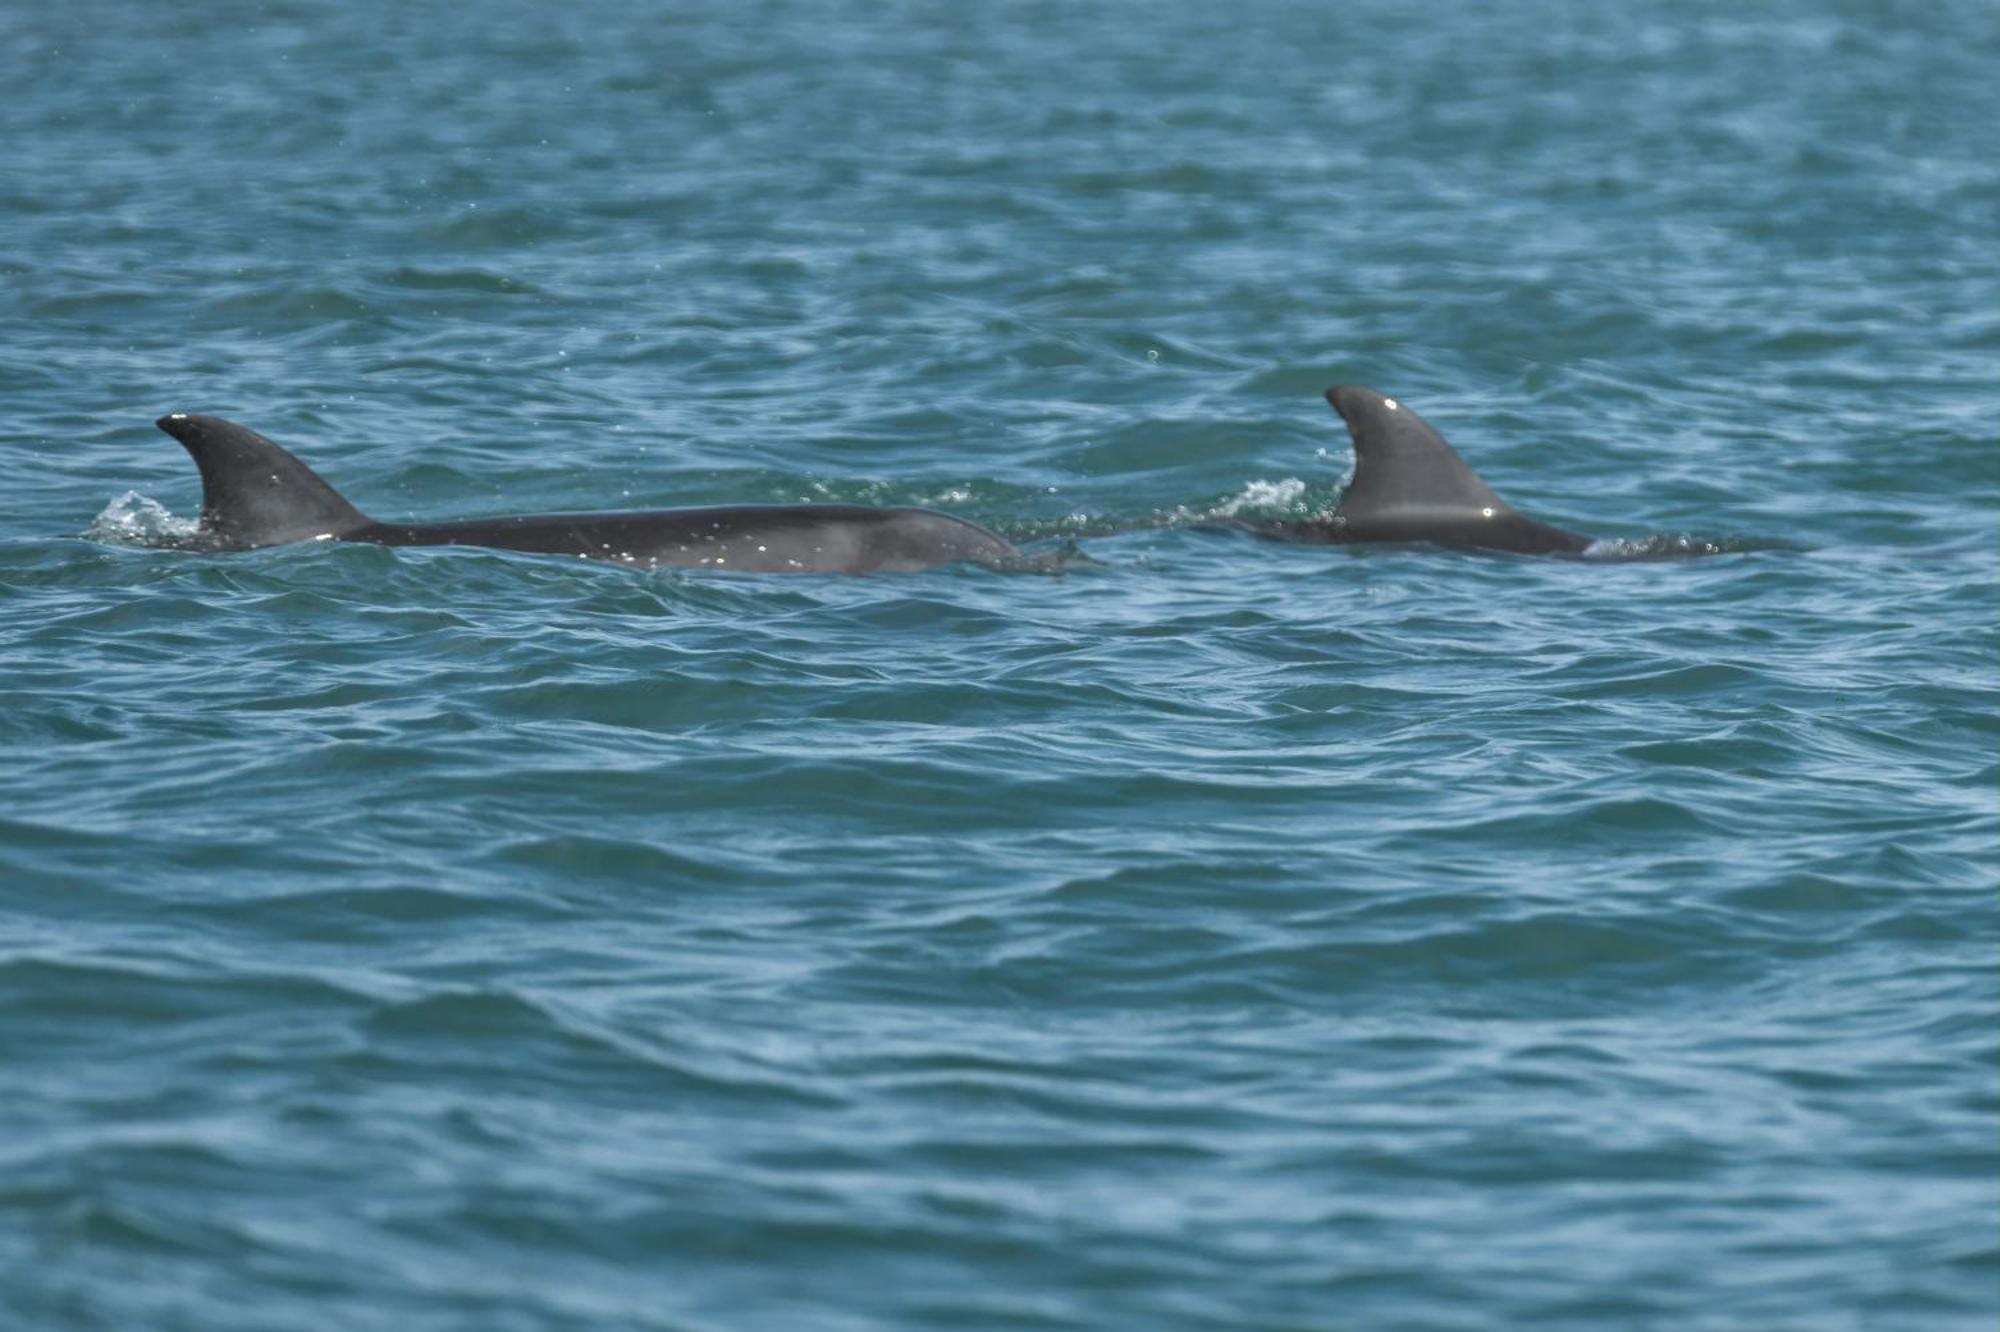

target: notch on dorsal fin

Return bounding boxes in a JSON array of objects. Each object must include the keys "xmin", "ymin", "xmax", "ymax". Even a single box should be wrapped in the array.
[
  {"xmin": 1324, "ymin": 386, "xmax": 1592, "ymax": 555},
  {"xmin": 154, "ymin": 413, "xmax": 374, "ymax": 549}
]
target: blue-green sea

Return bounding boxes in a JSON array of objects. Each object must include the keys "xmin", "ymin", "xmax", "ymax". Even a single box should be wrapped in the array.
[{"xmin": 4, "ymin": 2, "xmax": 1997, "ymax": 1328}]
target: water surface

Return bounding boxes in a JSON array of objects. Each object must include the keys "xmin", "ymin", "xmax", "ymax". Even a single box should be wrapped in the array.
[{"xmin": 3, "ymin": 2, "xmax": 1997, "ymax": 1328}]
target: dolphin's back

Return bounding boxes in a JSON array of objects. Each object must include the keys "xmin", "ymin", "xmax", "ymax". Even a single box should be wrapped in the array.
[
  {"xmin": 152, "ymin": 414, "xmax": 1018, "ymax": 573},
  {"xmin": 352, "ymin": 506, "xmax": 1015, "ymax": 573}
]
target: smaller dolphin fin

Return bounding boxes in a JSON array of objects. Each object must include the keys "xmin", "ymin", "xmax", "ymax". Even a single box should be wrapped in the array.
[
  {"xmin": 1323, "ymin": 386, "xmax": 1592, "ymax": 554},
  {"xmin": 154, "ymin": 413, "xmax": 374, "ymax": 549}
]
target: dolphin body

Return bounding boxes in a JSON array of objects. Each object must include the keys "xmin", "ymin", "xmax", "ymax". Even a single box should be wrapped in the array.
[
  {"xmin": 1261, "ymin": 387, "xmax": 1596, "ymax": 555},
  {"xmin": 150, "ymin": 413, "xmax": 1020, "ymax": 574}
]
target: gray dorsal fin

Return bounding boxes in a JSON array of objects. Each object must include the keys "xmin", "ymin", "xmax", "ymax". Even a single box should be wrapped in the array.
[
  {"xmin": 154, "ymin": 413, "xmax": 373, "ymax": 548},
  {"xmin": 1328, "ymin": 386, "xmax": 1514, "ymax": 519},
  {"xmin": 1324, "ymin": 386, "xmax": 1592, "ymax": 554}
]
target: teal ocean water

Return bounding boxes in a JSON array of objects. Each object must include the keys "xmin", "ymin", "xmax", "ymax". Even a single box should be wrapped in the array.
[{"xmin": 5, "ymin": 2, "xmax": 1997, "ymax": 1327}]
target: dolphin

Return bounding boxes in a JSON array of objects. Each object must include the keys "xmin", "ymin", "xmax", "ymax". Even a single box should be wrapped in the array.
[
  {"xmin": 1259, "ymin": 386, "xmax": 1596, "ymax": 555},
  {"xmin": 148, "ymin": 413, "xmax": 1021, "ymax": 574}
]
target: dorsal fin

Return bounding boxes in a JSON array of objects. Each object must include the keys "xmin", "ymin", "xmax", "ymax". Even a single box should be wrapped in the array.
[
  {"xmin": 1329, "ymin": 386, "xmax": 1515, "ymax": 518},
  {"xmin": 1324, "ymin": 386, "xmax": 1592, "ymax": 554},
  {"xmin": 154, "ymin": 413, "xmax": 373, "ymax": 548}
]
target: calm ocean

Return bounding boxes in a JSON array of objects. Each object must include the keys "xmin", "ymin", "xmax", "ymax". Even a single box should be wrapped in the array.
[{"xmin": 3, "ymin": 1, "xmax": 1996, "ymax": 1328}]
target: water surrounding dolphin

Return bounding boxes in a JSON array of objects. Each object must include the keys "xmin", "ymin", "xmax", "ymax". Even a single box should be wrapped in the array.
[
  {"xmin": 149, "ymin": 413, "xmax": 1022, "ymax": 574},
  {"xmin": 1257, "ymin": 386, "xmax": 1597, "ymax": 555}
]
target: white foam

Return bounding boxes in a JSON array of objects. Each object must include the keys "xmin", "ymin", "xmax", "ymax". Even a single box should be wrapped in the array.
[
  {"xmin": 86, "ymin": 491, "xmax": 202, "ymax": 545},
  {"xmin": 1214, "ymin": 477, "xmax": 1307, "ymax": 517}
]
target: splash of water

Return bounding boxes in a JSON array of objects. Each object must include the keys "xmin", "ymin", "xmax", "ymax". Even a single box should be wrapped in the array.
[
  {"xmin": 1212, "ymin": 477, "xmax": 1308, "ymax": 517},
  {"xmin": 86, "ymin": 491, "xmax": 204, "ymax": 547}
]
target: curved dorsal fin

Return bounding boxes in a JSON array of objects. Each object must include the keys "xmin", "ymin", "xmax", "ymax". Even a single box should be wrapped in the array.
[
  {"xmin": 1329, "ymin": 386, "xmax": 1514, "ymax": 518},
  {"xmin": 154, "ymin": 413, "xmax": 373, "ymax": 548},
  {"xmin": 1324, "ymin": 386, "xmax": 1591, "ymax": 554}
]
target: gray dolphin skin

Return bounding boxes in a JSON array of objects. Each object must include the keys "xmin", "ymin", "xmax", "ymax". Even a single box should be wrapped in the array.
[
  {"xmin": 152, "ymin": 413, "xmax": 1021, "ymax": 574},
  {"xmin": 1264, "ymin": 386, "xmax": 1595, "ymax": 555}
]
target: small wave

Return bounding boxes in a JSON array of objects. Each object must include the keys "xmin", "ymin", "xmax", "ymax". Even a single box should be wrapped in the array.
[
  {"xmin": 1000, "ymin": 478, "xmax": 1334, "ymax": 545},
  {"xmin": 85, "ymin": 491, "xmax": 205, "ymax": 548},
  {"xmin": 995, "ymin": 540, "xmax": 1098, "ymax": 574},
  {"xmin": 1161, "ymin": 477, "xmax": 1331, "ymax": 528},
  {"xmin": 381, "ymin": 265, "xmax": 543, "ymax": 296},
  {"xmin": 1584, "ymin": 533, "xmax": 1801, "ymax": 560}
]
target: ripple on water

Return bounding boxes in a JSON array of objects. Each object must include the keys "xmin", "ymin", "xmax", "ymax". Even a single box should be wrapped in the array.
[{"xmin": 3, "ymin": 1, "xmax": 1997, "ymax": 1329}]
